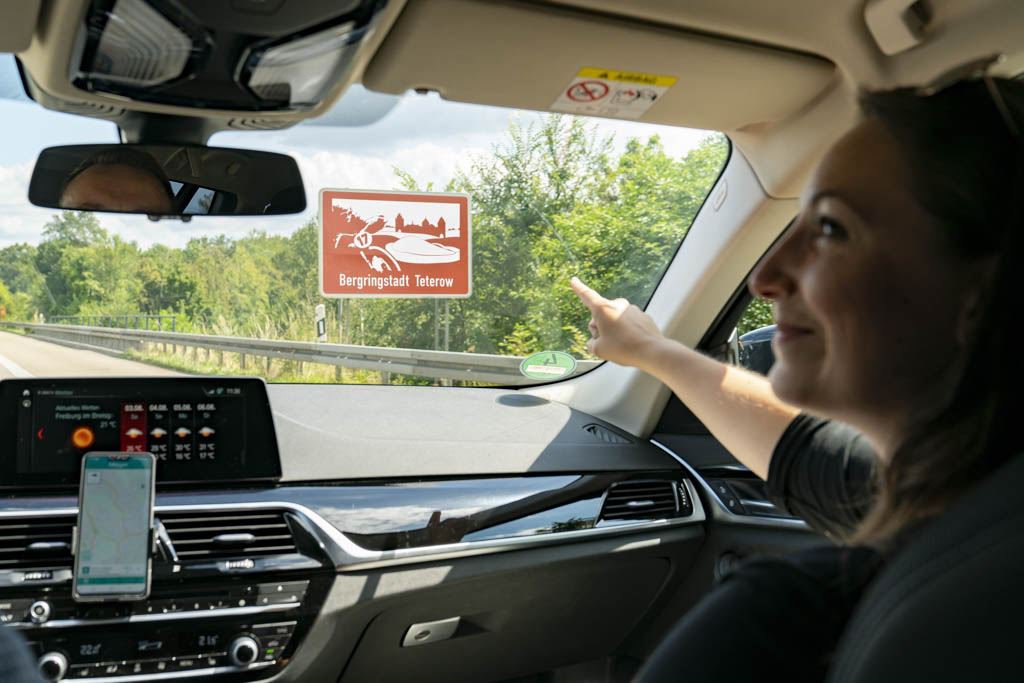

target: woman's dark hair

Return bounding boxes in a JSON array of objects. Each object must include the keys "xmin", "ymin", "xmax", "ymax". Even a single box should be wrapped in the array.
[
  {"xmin": 61, "ymin": 147, "xmax": 175, "ymax": 204},
  {"xmin": 852, "ymin": 76, "xmax": 1024, "ymax": 545}
]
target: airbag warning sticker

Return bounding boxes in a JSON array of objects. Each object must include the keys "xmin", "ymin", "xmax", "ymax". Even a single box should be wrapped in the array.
[{"xmin": 551, "ymin": 67, "xmax": 677, "ymax": 120}]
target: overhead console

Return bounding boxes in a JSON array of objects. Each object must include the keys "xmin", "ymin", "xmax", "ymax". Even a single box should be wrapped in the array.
[
  {"xmin": 0, "ymin": 378, "xmax": 332, "ymax": 682},
  {"xmin": 15, "ymin": 0, "xmax": 409, "ymax": 131}
]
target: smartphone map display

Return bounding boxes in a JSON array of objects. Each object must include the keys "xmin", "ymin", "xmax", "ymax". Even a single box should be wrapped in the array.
[{"xmin": 73, "ymin": 453, "xmax": 155, "ymax": 600}]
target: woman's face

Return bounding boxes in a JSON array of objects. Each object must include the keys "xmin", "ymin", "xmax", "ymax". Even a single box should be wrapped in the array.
[{"xmin": 749, "ymin": 119, "xmax": 979, "ymax": 449}]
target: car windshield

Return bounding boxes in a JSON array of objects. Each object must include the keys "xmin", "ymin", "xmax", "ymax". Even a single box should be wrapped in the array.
[{"xmin": 0, "ymin": 61, "xmax": 727, "ymax": 387}]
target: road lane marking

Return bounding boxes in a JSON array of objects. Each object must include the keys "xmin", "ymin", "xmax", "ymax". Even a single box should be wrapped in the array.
[{"xmin": 0, "ymin": 351, "xmax": 33, "ymax": 377}]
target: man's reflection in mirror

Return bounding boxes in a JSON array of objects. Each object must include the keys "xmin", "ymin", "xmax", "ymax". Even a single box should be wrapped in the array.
[{"xmin": 59, "ymin": 148, "xmax": 174, "ymax": 214}]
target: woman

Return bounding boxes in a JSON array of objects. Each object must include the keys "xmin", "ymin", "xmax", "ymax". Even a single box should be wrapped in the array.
[{"xmin": 571, "ymin": 68, "xmax": 1024, "ymax": 680}]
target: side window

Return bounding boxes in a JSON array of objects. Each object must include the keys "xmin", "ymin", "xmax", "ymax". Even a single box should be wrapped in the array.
[{"xmin": 733, "ymin": 297, "xmax": 776, "ymax": 375}]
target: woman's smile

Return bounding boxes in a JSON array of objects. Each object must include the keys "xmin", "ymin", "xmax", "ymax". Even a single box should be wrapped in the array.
[{"xmin": 773, "ymin": 321, "xmax": 814, "ymax": 345}]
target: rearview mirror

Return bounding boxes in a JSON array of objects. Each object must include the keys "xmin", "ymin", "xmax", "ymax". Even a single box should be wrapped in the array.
[{"xmin": 28, "ymin": 144, "xmax": 306, "ymax": 217}]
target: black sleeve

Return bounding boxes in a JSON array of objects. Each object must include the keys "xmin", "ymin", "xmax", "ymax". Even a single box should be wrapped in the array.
[
  {"xmin": 635, "ymin": 546, "xmax": 882, "ymax": 683},
  {"xmin": 766, "ymin": 414, "xmax": 878, "ymax": 540}
]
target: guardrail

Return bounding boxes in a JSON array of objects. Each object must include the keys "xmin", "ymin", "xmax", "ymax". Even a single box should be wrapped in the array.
[
  {"xmin": 0, "ymin": 321, "xmax": 599, "ymax": 385},
  {"xmin": 48, "ymin": 314, "xmax": 178, "ymax": 331}
]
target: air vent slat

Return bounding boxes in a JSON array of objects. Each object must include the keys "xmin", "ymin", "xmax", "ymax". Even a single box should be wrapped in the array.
[
  {"xmin": 172, "ymin": 534, "xmax": 293, "ymax": 546},
  {"xmin": 603, "ymin": 489, "xmax": 676, "ymax": 497},
  {"xmin": 160, "ymin": 514, "xmax": 281, "ymax": 525},
  {"xmin": 158, "ymin": 509, "xmax": 297, "ymax": 562},
  {"xmin": 603, "ymin": 501, "xmax": 676, "ymax": 511},
  {"xmin": 582, "ymin": 423, "xmax": 632, "ymax": 444},
  {"xmin": 0, "ymin": 532, "xmax": 71, "ymax": 542},
  {"xmin": 599, "ymin": 481, "xmax": 679, "ymax": 522},
  {"xmin": 0, "ymin": 516, "xmax": 75, "ymax": 571}
]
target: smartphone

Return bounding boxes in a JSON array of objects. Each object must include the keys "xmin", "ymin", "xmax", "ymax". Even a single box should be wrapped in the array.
[{"xmin": 72, "ymin": 452, "xmax": 156, "ymax": 601}]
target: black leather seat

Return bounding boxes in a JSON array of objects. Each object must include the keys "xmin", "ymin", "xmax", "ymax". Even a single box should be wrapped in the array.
[{"xmin": 828, "ymin": 454, "xmax": 1024, "ymax": 681}]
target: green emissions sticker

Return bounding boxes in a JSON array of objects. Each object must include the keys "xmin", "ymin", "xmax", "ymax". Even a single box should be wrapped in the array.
[{"xmin": 520, "ymin": 351, "xmax": 578, "ymax": 380}]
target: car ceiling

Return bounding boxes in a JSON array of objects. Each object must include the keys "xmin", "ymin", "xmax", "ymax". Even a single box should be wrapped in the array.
[{"xmin": 2, "ymin": 0, "xmax": 1022, "ymax": 199}]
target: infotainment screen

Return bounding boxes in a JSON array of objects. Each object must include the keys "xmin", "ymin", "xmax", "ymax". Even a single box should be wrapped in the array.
[{"xmin": 0, "ymin": 377, "xmax": 281, "ymax": 488}]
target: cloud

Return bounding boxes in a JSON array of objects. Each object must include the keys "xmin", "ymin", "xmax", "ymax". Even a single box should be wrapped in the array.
[{"xmin": 0, "ymin": 94, "xmax": 716, "ymax": 250}]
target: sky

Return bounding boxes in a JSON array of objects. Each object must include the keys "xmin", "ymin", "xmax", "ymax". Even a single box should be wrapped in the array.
[{"xmin": 0, "ymin": 60, "xmax": 714, "ymax": 250}]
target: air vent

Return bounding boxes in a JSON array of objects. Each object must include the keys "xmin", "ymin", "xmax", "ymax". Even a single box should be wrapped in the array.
[
  {"xmin": 56, "ymin": 101, "xmax": 125, "ymax": 119},
  {"xmin": 0, "ymin": 516, "xmax": 75, "ymax": 572},
  {"xmin": 227, "ymin": 118, "xmax": 290, "ymax": 130},
  {"xmin": 583, "ymin": 423, "xmax": 632, "ymax": 444},
  {"xmin": 600, "ymin": 481, "xmax": 678, "ymax": 521},
  {"xmin": 158, "ymin": 509, "xmax": 297, "ymax": 561}
]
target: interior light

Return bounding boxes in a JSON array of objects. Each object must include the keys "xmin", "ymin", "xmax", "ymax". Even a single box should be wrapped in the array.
[
  {"xmin": 75, "ymin": 0, "xmax": 201, "ymax": 89},
  {"xmin": 241, "ymin": 21, "xmax": 363, "ymax": 108}
]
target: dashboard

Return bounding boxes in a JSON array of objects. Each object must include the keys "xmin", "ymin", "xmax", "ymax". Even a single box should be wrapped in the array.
[{"xmin": 0, "ymin": 377, "xmax": 722, "ymax": 682}]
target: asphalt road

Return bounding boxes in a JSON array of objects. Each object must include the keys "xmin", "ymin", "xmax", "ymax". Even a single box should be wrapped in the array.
[{"xmin": 0, "ymin": 331, "xmax": 182, "ymax": 379}]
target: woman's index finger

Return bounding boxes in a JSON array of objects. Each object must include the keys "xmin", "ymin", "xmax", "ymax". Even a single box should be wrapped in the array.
[{"xmin": 570, "ymin": 276, "xmax": 607, "ymax": 308}]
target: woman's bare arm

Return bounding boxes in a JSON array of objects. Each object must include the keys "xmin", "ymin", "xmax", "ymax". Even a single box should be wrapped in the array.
[{"xmin": 571, "ymin": 277, "xmax": 798, "ymax": 480}]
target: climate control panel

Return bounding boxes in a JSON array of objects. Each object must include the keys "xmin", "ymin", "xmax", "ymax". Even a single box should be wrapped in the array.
[
  {"xmin": 31, "ymin": 620, "xmax": 297, "ymax": 679},
  {"xmin": 6, "ymin": 577, "xmax": 325, "ymax": 682}
]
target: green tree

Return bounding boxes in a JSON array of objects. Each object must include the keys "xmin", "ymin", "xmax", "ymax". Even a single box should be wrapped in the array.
[
  {"xmin": 34, "ymin": 211, "xmax": 109, "ymax": 315},
  {"xmin": 737, "ymin": 297, "xmax": 774, "ymax": 336}
]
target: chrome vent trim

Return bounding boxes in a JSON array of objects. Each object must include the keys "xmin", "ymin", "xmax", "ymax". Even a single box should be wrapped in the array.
[
  {"xmin": 600, "ymin": 480, "xmax": 678, "ymax": 521},
  {"xmin": 649, "ymin": 439, "xmax": 810, "ymax": 531},
  {"xmin": 157, "ymin": 509, "xmax": 296, "ymax": 561},
  {"xmin": 0, "ymin": 491, "xmax": 707, "ymax": 574},
  {"xmin": 0, "ymin": 515, "xmax": 75, "ymax": 571}
]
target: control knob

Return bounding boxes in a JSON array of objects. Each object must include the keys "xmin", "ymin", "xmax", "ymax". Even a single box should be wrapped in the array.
[
  {"xmin": 38, "ymin": 652, "xmax": 68, "ymax": 681},
  {"xmin": 29, "ymin": 600, "xmax": 51, "ymax": 624},
  {"xmin": 229, "ymin": 635, "xmax": 260, "ymax": 667}
]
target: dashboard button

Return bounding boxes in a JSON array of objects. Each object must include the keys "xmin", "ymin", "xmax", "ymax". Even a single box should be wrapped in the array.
[
  {"xmin": 134, "ymin": 637, "xmax": 168, "ymax": 658},
  {"xmin": 203, "ymin": 655, "xmax": 227, "ymax": 668},
  {"xmin": 259, "ymin": 592, "xmax": 304, "ymax": 605},
  {"xmin": 252, "ymin": 621, "xmax": 296, "ymax": 637},
  {"xmin": 79, "ymin": 604, "xmax": 127, "ymax": 620},
  {"xmin": 29, "ymin": 600, "xmax": 52, "ymax": 624},
  {"xmin": 228, "ymin": 636, "xmax": 260, "ymax": 667},
  {"xmin": 149, "ymin": 659, "xmax": 172, "ymax": 674},
  {"xmin": 0, "ymin": 598, "xmax": 31, "ymax": 624},
  {"xmin": 37, "ymin": 651, "xmax": 68, "ymax": 681},
  {"xmin": 97, "ymin": 662, "xmax": 122, "ymax": 676},
  {"xmin": 68, "ymin": 664, "xmax": 93, "ymax": 679},
  {"xmin": 175, "ymin": 657, "xmax": 200, "ymax": 670},
  {"xmin": 131, "ymin": 602, "xmax": 158, "ymax": 616},
  {"xmin": 257, "ymin": 580, "xmax": 308, "ymax": 596},
  {"xmin": 261, "ymin": 635, "xmax": 290, "ymax": 651},
  {"xmin": 151, "ymin": 599, "xmax": 181, "ymax": 614}
]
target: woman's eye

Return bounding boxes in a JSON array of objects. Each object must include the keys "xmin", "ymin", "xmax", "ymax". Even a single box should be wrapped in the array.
[{"xmin": 817, "ymin": 217, "xmax": 848, "ymax": 240}]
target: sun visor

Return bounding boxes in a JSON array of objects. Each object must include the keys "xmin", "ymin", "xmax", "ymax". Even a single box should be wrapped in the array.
[
  {"xmin": 363, "ymin": 0, "xmax": 836, "ymax": 132},
  {"xmin": 0, "ymin": 0, "xmax": 40, "ymax": 52}
]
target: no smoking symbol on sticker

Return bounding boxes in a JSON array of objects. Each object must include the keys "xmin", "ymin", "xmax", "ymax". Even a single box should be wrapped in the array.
[{"xmin": 566, "ymin": 80, "xmax": 609, "ymax": 102}]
